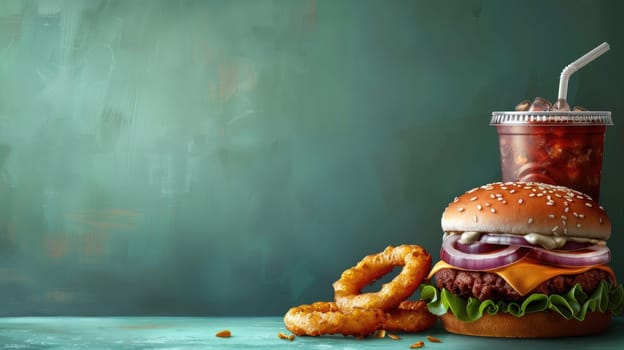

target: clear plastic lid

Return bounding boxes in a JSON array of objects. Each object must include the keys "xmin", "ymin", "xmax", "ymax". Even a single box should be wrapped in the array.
[{"xmin": 490, "ymin": 111, "xmax": 613, "ymax": 126}]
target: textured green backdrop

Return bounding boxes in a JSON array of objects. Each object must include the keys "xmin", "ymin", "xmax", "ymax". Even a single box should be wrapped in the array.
[{"xmin": 1, "ymin": 0, "xmax": 623, "ymax": 316}]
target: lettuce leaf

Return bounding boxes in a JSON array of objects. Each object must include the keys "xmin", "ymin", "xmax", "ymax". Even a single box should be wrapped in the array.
[{"xmin": 421, "ymin": 280, "xmax": 624, "ymax": 322}]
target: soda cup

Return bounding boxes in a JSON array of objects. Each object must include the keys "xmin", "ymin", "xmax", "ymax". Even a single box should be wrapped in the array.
[{"xmin": 490, "ymin": 111, "xmax": 613, "ymax": 201}]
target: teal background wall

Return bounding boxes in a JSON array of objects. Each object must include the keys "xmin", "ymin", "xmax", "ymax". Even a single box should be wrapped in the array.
[{"xmin": 1, "ymin": 0, "xmax": 623, "ymax": 316}]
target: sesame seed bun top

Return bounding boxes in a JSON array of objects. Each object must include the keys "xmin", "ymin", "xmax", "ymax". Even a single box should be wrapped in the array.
[{"xmin": 441, "ymin": 182, "xmax": 611, "ymax": 241}]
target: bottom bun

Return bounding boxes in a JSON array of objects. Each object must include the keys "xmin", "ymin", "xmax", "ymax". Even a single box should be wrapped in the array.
[{"xmin": 441, "ymin": 311, "xmax": 612, "ymax": 338}]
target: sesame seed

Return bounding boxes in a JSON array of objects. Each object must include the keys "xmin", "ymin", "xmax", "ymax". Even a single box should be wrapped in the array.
[
  {"xmin": 470, "ymin": 196, "xmax": 478, "ymax": 201},
  {"xmin": 546, "ymin": 201, "xmax": 554, "ymax": 206},
  {"xmin": 501, "ymin": 186, "xmax": 508, "ymax": 190},
  {"xmin": 566, "ymin": 198, "xmax": 574, "ymax": 202},
  {"xmin": 552, "ymin": 225, "xmax": 559, "ymax": 232},
  {"xmin": 458, "ymin": 207, "xmax": 465, "ymax": 212},
  {"xmin": 528, "ymin": 217, "xmax": 534, "ymax": 224},
  {"xmin": 548, "ymin": 214, "xmax": 555, "ymax": 219},
  {"xmin": 577, "ymin": 195, "xmax": 584, "ymax": 199},
  {"xmin": 585, "ymin": 202, "xmax": 593, "ymax": 208},
  {"xmin": 473, "ymin": 215, "xmax": 478, "ymax": 223},
  {"xmin": 600, "ymin": 217, "xmax": 604, "ymax": 224},
  {"xmin": 577, "ymin": 223, "xmax": 582, "ymax": 228},
  {"xmin": 564, "ymin": 207, "xmax": 570, "ymax": 213},
  {"xmin": 495, "ymin": 193, "xmax": 503, "ymax": 198},
  {"xmin": 537, "ymin": 193, "xmax": 544, "ymax": 197},
  {"xmin": 477, "ymin": 205, "xmax": 482, "ymax": 211},
  {"xmin": 564, "ymin": 228, "xmax": 568, "ymax": 235},
  {"xmin": 529, "ymin": 193, "xmax": 536, "ymax": 198},
  {"xmin": 555, "ymin": 193, "xmax": 562, "ymax": 198},
  {"xmin": 490, "ymin": 208, "xmax": 496, "ymax": 213},
  {"xmin": 484, "ymin": 202, "xmax": 491, "ymax": 207},
  {"xmin": 490, "ymin": 194, "xmax": 496, "ymax": 199},
  {"xmin": 547, "ymin": 195, "xmax": 552, "ymax": 201},
  {"xmin": 501, "ymin": 200, "xmax": 507, "ymax": 204},
  {"xmin": 509, "ymin": 189, "xmax": 516, "ymax": 194},
  {"xmin": 561, "ymin": 215, "xmax": 567, "ymax": 221},
  {"xmin": 573, "ymin": 212, "xmax": 579, "ymax": 218},
  {"xmin": 518, "ymin": 198, "xmax": 524, "ymax": 205},
  {"xmin": 578, "ymin": 214, "xmax": 585, "ymax": 219}
]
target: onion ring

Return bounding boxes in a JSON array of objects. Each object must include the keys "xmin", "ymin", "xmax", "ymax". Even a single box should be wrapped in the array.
[
  {"xmin": 383, "ymin": 300, "xmax": 438, "ymax": 333},
  {"xmin": 283, "ymin": 302, "xmax": 384, "ymax": 337},
  {"xmin": 333, "ymin": 245, "xmax": 431, "ymax": 312}
]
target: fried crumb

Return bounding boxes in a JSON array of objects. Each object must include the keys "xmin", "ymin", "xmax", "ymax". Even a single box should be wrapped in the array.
[
  {"xmin": 215, "ymin": 329, "xmax": 231, "ymax": 338},
  {"xmin": 426, "ymin": 335, "xmax": 442, "ymax": 343},
  {"xmin": 277, "ymin": 332, "xmax": 295, "ymax": 341},
  {"xmin": 410, "ymin": 340, "xmax": 425, "ymax": 348},
  {"xmin": 374, "ymin": 329, "xmax": 387, "ymax": 338},
  {"xmin": 387, "ymin": 333, "xmax": 401, "ymax": 340}
]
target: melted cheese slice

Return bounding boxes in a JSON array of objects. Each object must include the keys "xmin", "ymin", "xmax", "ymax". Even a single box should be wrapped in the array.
[{"xmin": 427, "ymin": 258, "xmax": 617, "ymax": 296}]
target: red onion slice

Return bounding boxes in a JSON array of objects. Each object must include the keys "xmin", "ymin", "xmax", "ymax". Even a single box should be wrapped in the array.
[
  {"xmin": 480, "ymin": 234, "xmax": 592, "ymax": 251},
  {"xmin": 441, "ymin": 234, "xmax": 529, "ymax": 270},
  {"xmin": 529, "ymin": 245, "xmax": 611, "ymax": 267},
  {"xmin": 454, "ymin": 240, "xmax": 504, "ymax": 254},
  {"xmin": 558, "ymin": 241, "xmax": 595, "ymax": 251},
  {"xmin": 480, "ymin": 234, "xmax": 531, "ymax": 247}
]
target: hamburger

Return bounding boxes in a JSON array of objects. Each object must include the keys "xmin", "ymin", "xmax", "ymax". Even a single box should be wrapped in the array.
[{"xmin": 422, "ymin": 181, "xmax": 623, "ymax": 337}]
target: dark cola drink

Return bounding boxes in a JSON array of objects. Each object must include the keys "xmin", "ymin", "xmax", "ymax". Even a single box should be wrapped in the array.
[{"xmin": 491, "ymin": 101, "xmax": 612, "ymax": 201}]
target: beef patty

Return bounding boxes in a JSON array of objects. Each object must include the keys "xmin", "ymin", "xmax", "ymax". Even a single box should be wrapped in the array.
[{"xmin": 433, "ymin": 268, "xmax": 610, "ymax": 302}]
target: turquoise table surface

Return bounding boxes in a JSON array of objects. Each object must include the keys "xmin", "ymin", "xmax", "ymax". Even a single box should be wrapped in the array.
[{"xmin": 0, "ymin": 316, "xmax": 622, "ymax": 349}]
